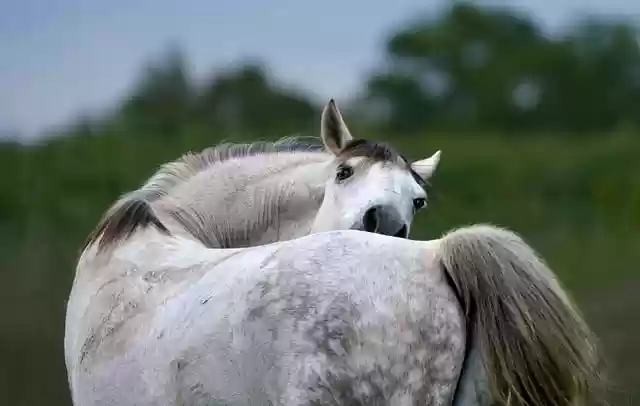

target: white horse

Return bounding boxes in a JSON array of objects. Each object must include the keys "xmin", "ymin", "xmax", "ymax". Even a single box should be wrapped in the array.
[
  {"xmin": 66, "ymin": 99, "xmax": 440, "ymax": 400},
  {"xmin": 64, "ymin": 100, "xmax": 602, "ymax": 405},
  {"xmin": 81, "ymin": 99, "xmax": 440, "ymax": 253}
]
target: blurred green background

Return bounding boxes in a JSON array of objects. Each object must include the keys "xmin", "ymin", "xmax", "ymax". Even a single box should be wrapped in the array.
[{"xmin": 1, "ymin": 2, "xmax": 639, "ymax": 405}]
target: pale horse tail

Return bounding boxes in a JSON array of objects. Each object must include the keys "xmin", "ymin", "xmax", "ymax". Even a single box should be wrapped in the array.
[{"xmin": 437, "ymin": 224, "xmax": 604, "ymax": 406}]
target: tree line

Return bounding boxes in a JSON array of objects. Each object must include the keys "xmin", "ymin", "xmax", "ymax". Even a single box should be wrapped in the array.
[{"xmin": 48, "ymin": 2, "xmax": 640, "ymax": 141}]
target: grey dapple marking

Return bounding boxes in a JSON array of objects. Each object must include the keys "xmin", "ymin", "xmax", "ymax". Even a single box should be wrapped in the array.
[{"xmin": 83, "ymin": 99, "xmax": 440, "ymax": 252}]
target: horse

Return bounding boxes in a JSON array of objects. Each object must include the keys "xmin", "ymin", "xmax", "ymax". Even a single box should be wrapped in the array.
[
  {"xmin": 65, "ymin": 99, "xmax": 442, "ymax": 402},
  {"xmin": 81, "ymin": 99, "xmax": 441, "ymax": 252},
  {"xmin": 64, "ymin": 98, "xmax": 602, "ymax": 405},
  {"xmin": 65, "ymin": 225, "xmax": 602, "ymax": 405}
]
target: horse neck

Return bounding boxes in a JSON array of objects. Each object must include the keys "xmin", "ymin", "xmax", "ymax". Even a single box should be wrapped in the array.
[{"xmin": 154, "ymin": 152, "xmax": 331, "ymax": 248}]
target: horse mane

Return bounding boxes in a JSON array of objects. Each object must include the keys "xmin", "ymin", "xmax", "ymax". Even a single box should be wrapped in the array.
[
  {"xmin": 82, "ymin": 136, "xmax": 326, "ymax": 252},
  {"xmin": 82, "ymin": 135, "xmax": 424, "ymax": 253}
]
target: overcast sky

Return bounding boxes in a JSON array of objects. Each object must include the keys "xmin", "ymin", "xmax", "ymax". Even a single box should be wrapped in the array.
[{"xmin": 2, "ymin": 0, "xmax": 639, "ymax": 139}]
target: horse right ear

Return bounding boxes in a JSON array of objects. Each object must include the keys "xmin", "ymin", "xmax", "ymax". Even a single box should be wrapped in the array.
[{"xmin": 321, "ymin": 99, "xmax": 353, "ymax": 155}]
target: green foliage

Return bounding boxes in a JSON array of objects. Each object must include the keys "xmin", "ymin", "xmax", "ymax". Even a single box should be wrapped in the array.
[
  {"xmin": 119, "ymin": 46, "xmax": 193, "ymax": 135},
  {"xmin": 361, "ymin": 2, "xmax": 640, "ymax": 133},
  {"xmin": 109, "ymin": 49, "xmax": 318, "ymax": 140},
  {"xmin": 46, "ymin": 2, "xmax": 640, "ymax": 141}
]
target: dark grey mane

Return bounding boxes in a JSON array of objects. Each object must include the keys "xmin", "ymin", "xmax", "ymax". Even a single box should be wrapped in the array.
[{"xmin": 83, "ymin": 136, "xmax": 426, "ymax": 253}]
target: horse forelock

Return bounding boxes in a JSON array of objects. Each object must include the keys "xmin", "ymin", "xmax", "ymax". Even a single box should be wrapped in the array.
[{"xmin": 340, "ymin": 139, "xmax": 429, "ymax": 190}]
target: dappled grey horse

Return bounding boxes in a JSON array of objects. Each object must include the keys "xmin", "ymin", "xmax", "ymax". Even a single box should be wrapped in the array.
[{"xmin": 64, "ymin": 100, "xmax": 602, "ymax": 405}]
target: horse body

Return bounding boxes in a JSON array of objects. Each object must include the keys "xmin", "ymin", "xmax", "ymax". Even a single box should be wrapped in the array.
[
  {"xmin": 66, "ymin": 224, "xmax": 600, "ymax": 406},
  {"xmin": 67, "ymin": 229, "xmax": 465, "ymax": 406}
]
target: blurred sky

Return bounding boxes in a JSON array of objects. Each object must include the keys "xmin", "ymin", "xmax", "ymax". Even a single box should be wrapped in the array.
[{"xmin": 2, "ymin": 0, "xmax": 640, "ymax": 139}]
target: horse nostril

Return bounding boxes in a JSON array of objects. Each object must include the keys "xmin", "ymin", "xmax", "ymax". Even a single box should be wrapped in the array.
[{"xmin": 363, "ymin": 207, "xmax": 379, "ymax": 233}]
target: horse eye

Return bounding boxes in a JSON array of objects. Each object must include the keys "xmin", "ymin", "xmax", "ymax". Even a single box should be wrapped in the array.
[
  {"xmin": 335, "ymin": 164, "xmax": 354, "ymax": 182},
  {"xmin": 413, "ymin": 198, "xmax": 426, "ymax": 210}
]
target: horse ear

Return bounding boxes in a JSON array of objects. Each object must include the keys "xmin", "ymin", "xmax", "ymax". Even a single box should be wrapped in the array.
[
  {"xmin": 411, "ymin": 150, "xmax": 441, "ymax": 179},
  {"xmin": 321, "ymin": 99, "xmax": 353, "ymax": 155}
]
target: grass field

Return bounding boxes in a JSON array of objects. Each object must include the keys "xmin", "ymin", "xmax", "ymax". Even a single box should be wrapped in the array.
[{"xmin": 1, "ymin": 128, "xmax": 638, "ymax": 404}]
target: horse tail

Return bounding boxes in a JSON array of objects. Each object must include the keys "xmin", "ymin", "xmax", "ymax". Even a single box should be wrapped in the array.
[{"xmin": 437, "ymin": 224, "xmax": 604, "ymax": 406}]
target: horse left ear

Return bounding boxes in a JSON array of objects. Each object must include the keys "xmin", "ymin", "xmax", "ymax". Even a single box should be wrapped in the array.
[
  {"xmin": 321, "ymin": 99, "xmax": 353, "ymax": 155},
  {"xmin": 411, "ymin": 150, "xmax": 441, "ymax": 179}
]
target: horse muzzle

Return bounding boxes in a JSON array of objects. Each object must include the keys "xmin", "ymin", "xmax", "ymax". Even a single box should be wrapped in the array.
[{"xmin": 357, "ymin": 205, "xmax": 409, "ymax": 238}]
